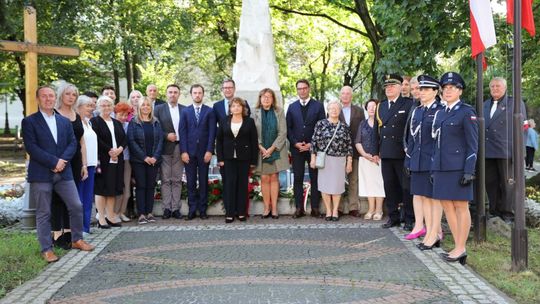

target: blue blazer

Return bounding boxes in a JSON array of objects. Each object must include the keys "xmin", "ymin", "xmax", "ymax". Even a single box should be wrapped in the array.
[
  {"xmin": 213, "ymin": 99, "xmax": 251, "ymax": 126},
  {"xmin": 405, "ymin": 101, "xmax": 444, "ymax": 172},
  {"xmin": 375, "ymin": 96, "xmax": 414, "ymax": 159},
  {"xmin": 179, "ymin": 104, "xmax": 216, "ymax": 157},
  {"xmin": 431, "ymin": 101, "xmax": 478, "ymax": 174},
  {"xmin": 483, "ymin": 95, "xmax": 526, "ymax": 159},
  {"xmin": 127, "ymin": 117, "xmax": 164, "ymax": 164},
  {"xmin": 22, "ymin": 111, "xmax": 77, "ymax": 182},
  {"xmin": 286, "ymin": 98, "xmax": 326, "ymax": 154}
]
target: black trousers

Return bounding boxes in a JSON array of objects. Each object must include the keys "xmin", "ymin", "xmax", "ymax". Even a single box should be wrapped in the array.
[
  {"xmin": 485, "ymin": 158, "xmax": 514, "ymax": 218},
  {"xmin": 292, "ymin": 151, "xmax": 320, "ymax": 210},
  {"xmin": 132, "ymin": 162, "xmax": 158, "ymax": 216},
  {"xmin": 526, "ymin": 147, "xmax": 535, "ymax": 168},
  {"xmin": 223, "ymin": 159, "xmax": 250, "ymax": 217},
  {"xmin": 381, "ymin": 158, "xmax": 414, "ymax": 223}
]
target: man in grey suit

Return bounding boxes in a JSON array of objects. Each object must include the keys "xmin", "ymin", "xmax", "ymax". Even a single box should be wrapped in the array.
[
  {"xmin": 484, "ymin": 77, "xmax": 526, "ymax": 223},
  {"xmin": 154, "ymin": 84, "xmax": 185, "ymax": 219},
  {"xmin": 338, "ymin": 86, "xmax": 365, "ymax": 217},
  {"xmin": 22, "ymin": 86, "xmax": 95, "ymax": 263}
]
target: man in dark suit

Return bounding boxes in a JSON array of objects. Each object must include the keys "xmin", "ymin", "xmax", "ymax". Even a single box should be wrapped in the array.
[
  {"xmin": 484, "ymin": 77, "xmax": 526, "ymax": 223},
  {"xmin": 213, "ymin": 79, "xmax": 251, "ymax": 124},
  {"xmin": 154, "ymin": 84, "xmax": 185, "ymax": 220},
  {"xmin": 180, "ymin": 84, "xmax": 217, "ymax": 220},
  {"xmin": 147, "ymin": 84, "xmax": 166, "ymax": 108},
  {"xmin": 375, "ymin": 74, "xmax": 414, "ymax": 230},
  {"xmin": 338, "ymin": 85, "xmax": 365, "ymax": 217},
  {"xmin": 286, "ymin": 79, "xmax": 326, "ymax": 218},
  {"xmin": 22, "ymin": 86, "xmax": 94, "ymax": 263}
]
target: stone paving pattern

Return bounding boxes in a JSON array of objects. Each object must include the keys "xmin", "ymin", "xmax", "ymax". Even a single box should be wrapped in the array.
[{"xmin": 1, "ymin": 219, "xmax": 513, "ymax": 304}]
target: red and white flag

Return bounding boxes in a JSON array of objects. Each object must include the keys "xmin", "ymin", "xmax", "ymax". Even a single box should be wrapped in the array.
[
  {"xmin": 507, "ymin": 0, "xmax": 536, "ymax": 37},
  {"xmin": 470, "ymin": 0, "xmax": 497, "ymax": 67}
]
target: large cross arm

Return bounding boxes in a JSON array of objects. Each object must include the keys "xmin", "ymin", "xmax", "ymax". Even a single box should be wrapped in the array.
[{"xmin": 0, "ymin": 41, "xmax": 80, "ymax": 57}]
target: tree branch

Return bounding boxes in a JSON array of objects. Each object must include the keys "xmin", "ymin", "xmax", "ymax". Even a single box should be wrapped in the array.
[{"xmin": 271, "ymin": 5, "xmax": 368, "ymax": 38}]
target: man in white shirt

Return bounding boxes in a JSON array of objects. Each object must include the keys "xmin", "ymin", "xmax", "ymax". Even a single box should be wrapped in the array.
[{"xmin": 154, "ymin": 84, "xmax": 185, "ymax": 219}]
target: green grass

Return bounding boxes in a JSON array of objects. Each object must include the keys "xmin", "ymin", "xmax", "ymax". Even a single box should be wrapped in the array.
[
  {"xmin": 0, "ymin": 231, "xmax": 67, "ymax": 298},
  {"xmin": 442, "ymin": 228, "xmax": 540, "ymax": 304}
]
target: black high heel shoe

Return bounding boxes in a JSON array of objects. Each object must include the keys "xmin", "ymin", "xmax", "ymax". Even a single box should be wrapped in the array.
[
  {"xmin": 106, "ymin": 217, "xmax": 122, "ymax": 227},
  {"xmin": 271, "ymin": 214, "xmax": 279, "ymax": 219},
  {"xmin": 238, "ymin": 216, "xmax": 247, "ymax": 222},
  {"xmin": 261, "ymin": 213, "xmax": 271, "ymax": 219},
  {"xmin": 225, "ymin": 217, "xmax": 234, "ymax": 223},
  {"xmin": 417, "ymin": 239, "xmax": 440, "ymax": 251},
  {"xmin": 97, "ymin": 221, "xmax": 110, "ymax": 229},
  {"xmin": 445, "ymin": 251, "xmax": 467, "ymax": 265}
]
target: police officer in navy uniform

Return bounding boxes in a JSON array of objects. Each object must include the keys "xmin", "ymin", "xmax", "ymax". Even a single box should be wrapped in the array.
[
  {"xmin": 405, "ymin": 75, "xmax": 445, "ymax": 249},
  {"xmin": 375, "ymin": 74, "xmax": 414, "ymax": 230},
  {"xmin": 483, "ymin": 77, "xmax": 526, "ymax": 223},
  {"xmin": 431, "ymin": 72, "xmax": 478, "ymax": 265}
]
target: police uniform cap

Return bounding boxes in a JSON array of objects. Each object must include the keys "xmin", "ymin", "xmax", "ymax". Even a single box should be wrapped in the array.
[
  {"xmin": 382, "ymin": 74, "xmax": 403, "ymax": 87},
  {"xmin": 440, "ymin": 72, "xmax": 465, "ymax": 90},
  {"xmin": 417, "ymin": 75, "xmax": 440, "ymax": 89}
]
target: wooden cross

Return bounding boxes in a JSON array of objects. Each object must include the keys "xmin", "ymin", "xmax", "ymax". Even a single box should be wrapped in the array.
[{"xmin": 0, "ymin": 6, "xmax": 80, "ymax": 115}]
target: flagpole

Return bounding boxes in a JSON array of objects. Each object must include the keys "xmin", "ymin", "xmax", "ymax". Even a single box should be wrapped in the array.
[
  {"xmin": 474, "ymin": 53, "xmax": 486, "ymax": 243},
  {"xmin": 511, "ymin": 0, "xmax": 528, "ymax": 272}
]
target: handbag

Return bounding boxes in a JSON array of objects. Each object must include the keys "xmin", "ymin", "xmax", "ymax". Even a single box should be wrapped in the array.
[{"xmin": 315, "ymin": 122, "xmax": 340, "ymax": 169}]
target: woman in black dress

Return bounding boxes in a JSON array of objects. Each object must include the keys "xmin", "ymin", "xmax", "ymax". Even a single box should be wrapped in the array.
[
  {"xmin": 91, "ymin": 95, "xmax": 127, "ymax": 228},
  {"xmin": 51, "ymin": 83, "xmax": 87, "ymax": 248}
]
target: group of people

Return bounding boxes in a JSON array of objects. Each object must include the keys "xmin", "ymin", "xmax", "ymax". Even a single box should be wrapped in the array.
[{"xmin": 23, "ymin": 71, "xmax": 529, "ymax": 265}]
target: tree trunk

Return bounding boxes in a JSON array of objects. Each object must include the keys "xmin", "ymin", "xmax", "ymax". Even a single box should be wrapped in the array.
[
  {"xmin": 132, "ymin": 54, "xmax": 141, "ymax": 84},
  {"xmin": 113, "ymin": 69, "xmax": 120, "ymax": 104},
  {"xmin": 124, "ymin": 48, "xmax": 133, "ymax": 94}
]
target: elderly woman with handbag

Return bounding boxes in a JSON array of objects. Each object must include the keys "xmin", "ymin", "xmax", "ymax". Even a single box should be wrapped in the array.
[{"xmin": 310, "ymin": 100, "xmax": 353, "ymax": 221}]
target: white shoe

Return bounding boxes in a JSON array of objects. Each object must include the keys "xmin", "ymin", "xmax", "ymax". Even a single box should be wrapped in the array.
[
  {"xmin": 95, "ymin": 212, "xmax": 99, "ymax": 220},
  {"xmin": 120, "ymin": 214, "xmax": 131, "ymax": 222}
]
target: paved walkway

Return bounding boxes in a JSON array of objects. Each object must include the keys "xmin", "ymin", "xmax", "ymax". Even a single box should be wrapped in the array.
[{"xmin": 2, "ymin": 217, "xmax": 513, "ymax": 304}]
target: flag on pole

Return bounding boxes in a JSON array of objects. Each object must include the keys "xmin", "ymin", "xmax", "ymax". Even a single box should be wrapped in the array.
[
  {"xmin": 470, "ymin": 0, "xmax": 497, "ymax": 68},
  {"xmin": 507, "ymin": 0, "xmax": 536, "ymax": 37}
]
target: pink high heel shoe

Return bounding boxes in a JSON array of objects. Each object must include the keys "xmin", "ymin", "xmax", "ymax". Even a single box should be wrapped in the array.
[{"xmin": 405, "ymin": 227, "xmax": 426, "ymax": 240}]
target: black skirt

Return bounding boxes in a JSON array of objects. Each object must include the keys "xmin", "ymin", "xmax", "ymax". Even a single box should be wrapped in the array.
[{"xmin": 94, "ymin": 162, "xmax": 124, "ymax": 196}]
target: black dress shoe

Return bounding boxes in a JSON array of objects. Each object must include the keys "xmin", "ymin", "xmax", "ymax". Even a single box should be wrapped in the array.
[
  {"xmin": 225, "ymin": 217, "xmax": 234, "ymax": 223},
  {"xmin": 105, "ymin": 217, "xmax": 122, "ymax": 227},
  {"xmin": 382, "ymin": 219, "xmax": 400, "ymax": 229},
  {"xmin": 311, "ymin": 209, "xmax": 321, "ymax": 218},
  {"xmin": 445, "ymin": 251, "xmax": 467, "ymax": 265},
  {"xmin": 417, "ymin": 239, "xmax": 440, "ymax": 251},
  {"xmin": 200, "ymin": 213, "xmax": 209, "ymax": 220},
  {"xmin": 292, "ymin": 209, "xmax": 305, "ymax": 219},
  {"xmin": 403, "ymin": 222, "xmax": 414, "ymax": 232},
  {"xmin": 162, "ymin": 209, "xmax": 172, "ymax": 219},
  {"xmin": 271, "ymin": 214, "xmax": 279, "ymax": 219},
  {"xmin": 238, "ymin": 216, "xmax": 247, "ymax": 222},
  {"xmin": 185, "ymin": 214, "xmax": 196, "ymax": 221},
  {"xmin": 325, "ymin": 216, "xmax": 332, "ymax": 221},
  {"xmin": 261, "ymin": 213, "xmax": 271, "ymax": 219},
  {"xmin": 97, "ymin": 222, "xmax": 110, "ymax": 229},
  {"xmin": 171, "ymin": 209, "xmax": 182, "ymax": 219},
  {"xmin": 331, "ymin": 216, "xmax": 339, "ymax": 222}
]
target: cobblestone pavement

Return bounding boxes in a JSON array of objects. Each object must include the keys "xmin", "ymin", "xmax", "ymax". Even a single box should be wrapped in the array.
[{"xmin": 2, "ymin": 217, "xmax": 513, "ymax": 304}]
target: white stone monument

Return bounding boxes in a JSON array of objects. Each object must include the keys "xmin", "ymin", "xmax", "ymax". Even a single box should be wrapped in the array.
[{"xmin": 232, "ymin": 0, "xmax": 282, "ymax": 106}]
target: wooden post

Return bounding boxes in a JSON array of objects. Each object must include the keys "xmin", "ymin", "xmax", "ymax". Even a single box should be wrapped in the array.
[{"xmin": 0, "ymin": 6, "xmax": 80, "ymax": 229}]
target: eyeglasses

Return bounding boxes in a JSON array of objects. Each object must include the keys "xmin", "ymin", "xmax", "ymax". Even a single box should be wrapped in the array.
[
  {"xmin": 296, "ymin": 86, "xmax": 309, "ymax": 91},
  {"xmin": 222, "ymin": 86, "xmax": 235, "ymax": 90}
]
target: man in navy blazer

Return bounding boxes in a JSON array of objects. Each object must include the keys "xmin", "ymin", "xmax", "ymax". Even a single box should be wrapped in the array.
[
  {"xmin": 213, "ymin": 79, "xmax": 251, "ymax": 124},
  {"xmin": 22, "ymin": 86, "xmax": 94, "ymax": 263},
  {"xmin": 484, "ymin": 77, "xmax": 526, "ymax": 222},
  {"xmin": 286, "ymin": 79, "xmax": 326, "ymax": 218},
  {"xmin": 180, "ymin": 84, "xmax": 217, "ymax": 220},
  {"xmin": 375, "ymin": 74, "xmax": 414, "ymax": 231}
]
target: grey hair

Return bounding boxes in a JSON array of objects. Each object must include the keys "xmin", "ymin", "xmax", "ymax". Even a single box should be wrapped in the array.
[
  {"xmin": 327, "ymin": 100, "xmax": 343, "ymax": 111},
  {"xmin": 490, "ymin": 77, "xmax": 507, "ymax": 88},
  {"xmin": 97, "ymin": 95, "xmax": 114, "ymax": 108},
  {"xmin": 409, "ymin": 76, "xmax": 419, "ymax": 85},
  {"xmin": 55, "ymin": 82, "xmax": 79, "ymax": 110},
  {"xmin": 76, "ymin": 95, "xmax": 93, "ymax": 111}
]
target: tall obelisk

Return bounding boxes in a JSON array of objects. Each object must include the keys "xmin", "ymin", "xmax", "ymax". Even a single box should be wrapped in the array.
[{"xmin": 232, "ymin": 0, "xmax": 282, "ymax": 105}]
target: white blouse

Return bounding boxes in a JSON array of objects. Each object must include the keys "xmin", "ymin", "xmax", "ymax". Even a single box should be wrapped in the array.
[
  {"xmin": 83, "ymin": 119, "xmax": 98, "ymax": 167},
  {"xmin": 105, "ymin": 119, "xmax": 118, "ymax": 164}
]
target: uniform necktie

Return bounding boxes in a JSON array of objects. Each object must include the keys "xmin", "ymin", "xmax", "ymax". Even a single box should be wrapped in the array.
[
  {"xmin": 389, "ymin": 100, "xmax": 395, "ymax": 109},
  {"xmin": 195, "ymin": 106, "xmax": 201, "ymax": 123},
  {"xmin": 490, "ymin": 100, "xmax": 498, "ymax": 118}
]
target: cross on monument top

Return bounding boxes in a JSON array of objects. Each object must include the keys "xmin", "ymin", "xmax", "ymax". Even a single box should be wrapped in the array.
[{"xmin": 0, "ymin": 6, "xmax": 80, "ymax": 115}]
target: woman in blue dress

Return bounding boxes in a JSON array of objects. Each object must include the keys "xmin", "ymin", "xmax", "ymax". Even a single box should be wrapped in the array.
[{"xmin": 431, "ymin": 72, "xmax": 478, "ymax": 265}]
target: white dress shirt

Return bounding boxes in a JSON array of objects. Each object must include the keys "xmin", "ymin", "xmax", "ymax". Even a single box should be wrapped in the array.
[
  {"xmin": 168, "ymin": 102, "xmax": 180, "ymax": 140},
  {"xmin": 40, "ymin": 110, "xmax": 57, "ymax": 144}
]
